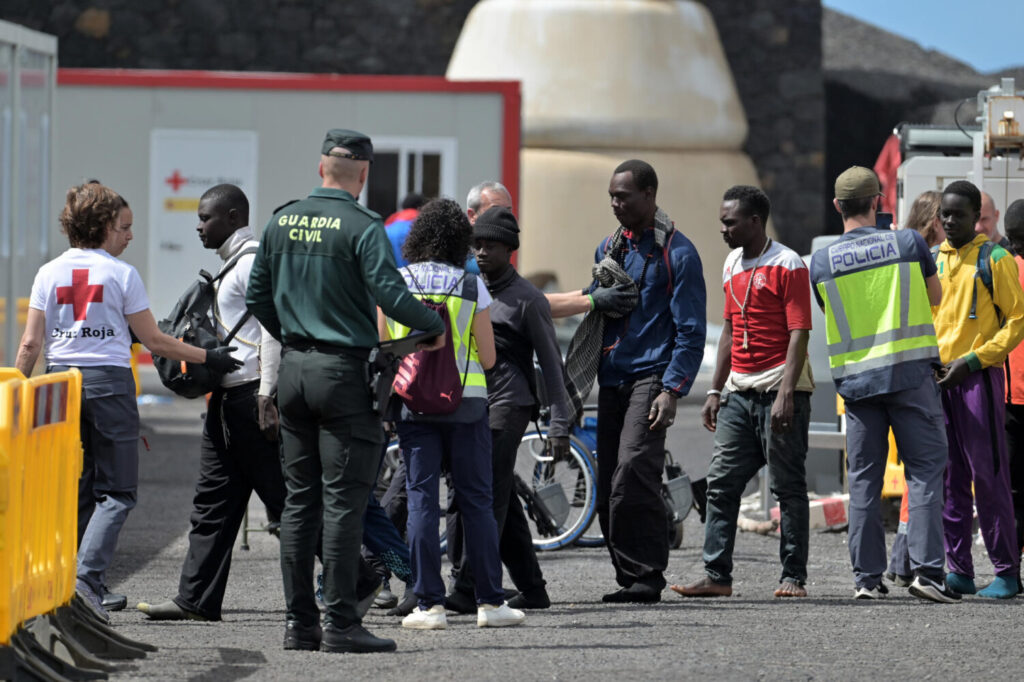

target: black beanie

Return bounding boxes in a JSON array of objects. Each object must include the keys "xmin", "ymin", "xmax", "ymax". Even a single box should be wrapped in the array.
[{"xmin": 473, "ymin": 206, "xmax": 520, "ymax": 250}]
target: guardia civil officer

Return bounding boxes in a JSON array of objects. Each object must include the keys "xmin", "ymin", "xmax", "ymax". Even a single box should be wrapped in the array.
[{"xmin": 246, "ymin": 130, "xmax": 445, "ymax": 653}]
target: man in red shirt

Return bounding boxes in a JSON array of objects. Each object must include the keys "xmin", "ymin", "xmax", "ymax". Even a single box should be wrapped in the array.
[{"xmin": 671, "ymin": 185, "xmax": 813, "ymax": 598}]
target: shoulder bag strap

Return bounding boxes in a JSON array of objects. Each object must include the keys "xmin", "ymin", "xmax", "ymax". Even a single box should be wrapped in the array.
[{"xmin": 214, "ymin": 245, "xmax": 259, "ymax": 342}]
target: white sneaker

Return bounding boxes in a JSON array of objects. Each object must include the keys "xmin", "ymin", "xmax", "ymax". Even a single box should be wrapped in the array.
[
  {"xmin": 402, "ymin": 604, "xmax": 447, "ymax": 630},
  {"xmin": 477, "ymin": 602, "xmax": 525, "ymax": 628},
  {"xmin": 853, "ymin": 583, "xmax": 889, "ymax": 600},
  {"xmin": 908, "ymin": 575, "xmax": 962, "ymax": 604}
]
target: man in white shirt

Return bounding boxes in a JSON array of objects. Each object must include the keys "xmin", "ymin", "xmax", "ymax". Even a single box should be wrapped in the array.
[{"xmin": 138, "ymin": 184, "xmax": 285, "ymax": 621}]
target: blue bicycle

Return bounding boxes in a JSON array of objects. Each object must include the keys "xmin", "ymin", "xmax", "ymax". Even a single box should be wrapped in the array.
[
  {"xmin": 381, "ymin": 406, "xmax": 690, "ymax": 552},
  {"xmin": 526, "ymin": 406, "xmax": 691, "ymax": 550},
  {"xmin": 514, "ymin": 421, "xmax": 598, "ymax": 550},
  {"xmin": 379, "ymin": 425, "xmax": 596, "ymax": 552}
]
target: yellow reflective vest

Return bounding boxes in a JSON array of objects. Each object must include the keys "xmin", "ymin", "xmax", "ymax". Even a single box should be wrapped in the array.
[
  {"xmin": 810, "ymin": 228, "xmax": 940, "ymax": 400},
  {"xmin": 385, "ymin": 266, "xmax": 488, "ymax": 403}
]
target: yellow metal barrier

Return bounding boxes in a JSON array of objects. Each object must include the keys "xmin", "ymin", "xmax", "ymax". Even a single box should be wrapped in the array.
[
  {"xmin": 882, "ymin": 431, "xmax": 907, "ymax": 498},
  {"xmin": 837, "ymin": 395, "xmax": 907, "ymax": 498},
  {"xmin": 0, "ymin": 298, "xmax": 31, "ymax": 326},
  {"xmin": 22, "ymin": 370, "xmax": 83, "ymax": 622},
  {"xmin": 0, "ymin": 369, "xmax": 82, "ymax": 646},
  {"xmin": 0, "ymin": 375, "xmax": 25, "ymax": 646},
  {"xmin": 131, "ymin": 342, "xmax": 143, "ymax": 396}
]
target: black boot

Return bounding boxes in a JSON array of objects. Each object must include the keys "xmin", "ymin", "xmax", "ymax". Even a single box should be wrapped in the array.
[{"xmin": 322, "ymin": 622, "xmax": 396, "ymax": 654}]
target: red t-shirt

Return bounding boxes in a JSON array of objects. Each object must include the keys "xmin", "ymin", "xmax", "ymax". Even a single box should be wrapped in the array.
[{"xmin": 722, "ymin": 241, "xmax": 812, "ymax": 374}]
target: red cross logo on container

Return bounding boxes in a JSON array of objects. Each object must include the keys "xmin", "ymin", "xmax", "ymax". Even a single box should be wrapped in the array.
[
  {"xmin": 56, "ymin": 269, "xmax": 104, "ymax": 321},
  {"xmin": 165, "ymin": 170, "xmax": 187, "ymax": 192}
]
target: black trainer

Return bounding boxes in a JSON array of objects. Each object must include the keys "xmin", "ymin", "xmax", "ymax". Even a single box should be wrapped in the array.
[
  {"xmin": 283, "ymin": 620, "xmax": 322, "ymax": 651},
  {"xmin": 602, "ymin": 583, "xmax": 661, "ymax": 604},
  {"xmin": 374, "ymin": 581, "xmax": 399, "ymax": 610},
  {"xmin": 853, "ymin": 582, "xmax": 889, "ymax": 599},
  {"xmin": 322, "ymin": 623, "xmax": 396, "ymax": 654},
  {"xmin": 387, "ymin": 588, "xmax": 417, "ymax": 617},
  {"xmin": 101, "ymin": 590, "xmax": 128, "ymax": 612},
  {"xmin": 909, "ymin": 575, "xmax": 962, "ymax": 604},
  {"xmin": 508, "ymin": 587, "xmax": 551, "ymax": 609},
  {"xmin": 884, "ymin": 571, "xmax": 912, "ymax": 588},
  {"xmin": 444, "ymin": 589, "xmax": 477, "ymax": 614}
]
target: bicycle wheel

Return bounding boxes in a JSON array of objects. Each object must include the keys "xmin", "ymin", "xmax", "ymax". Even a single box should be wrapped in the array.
[{"xmin": 515, "ymin": 429, "xmax": 597, "ymax": 550}]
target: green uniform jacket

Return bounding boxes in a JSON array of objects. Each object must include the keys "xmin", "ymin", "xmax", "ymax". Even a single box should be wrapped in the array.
[{"xmin": 246, "ymin": 187, "xmax": 444, "ymax": 347}]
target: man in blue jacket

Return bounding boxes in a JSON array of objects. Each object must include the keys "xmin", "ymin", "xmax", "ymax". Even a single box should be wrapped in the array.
[{"xmin": 550, "ymin": 159, "xmax": 706, "ymax": 602}]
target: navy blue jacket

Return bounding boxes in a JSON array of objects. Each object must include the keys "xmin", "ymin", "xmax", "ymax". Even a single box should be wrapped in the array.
[{"xmin": 592, "ymin": 225, "xmax": 706, "ymax": 395}]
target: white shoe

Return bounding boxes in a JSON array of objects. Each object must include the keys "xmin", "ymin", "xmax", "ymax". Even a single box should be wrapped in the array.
[
  {"xmin": 477, "ymin": 602, "xmax": 525, "ymax": 628},
  {"xmin": 402, "ymin": 604, "xmax": 447, "ymax": 630},
  {"xmin": 853, "ymin": 583, "xmax": 889, "ymax": 600}
]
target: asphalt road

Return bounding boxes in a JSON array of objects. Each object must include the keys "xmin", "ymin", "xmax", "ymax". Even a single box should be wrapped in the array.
[{"xmin": 93, "ymin": 399, "xmax": 1024, "ymax": 681}]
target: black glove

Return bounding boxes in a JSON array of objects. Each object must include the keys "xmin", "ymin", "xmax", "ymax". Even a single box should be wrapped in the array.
[
  {"xmin": 546, "ymin": 436, "xmax": 571, "ymax": 461},
  {"xmin": 589, "ymin": 282, "xmax": 637, "ymax": 315},
  {"xmin": 205, "ymin": 346, "xmax": 243, "ymax": 374}
]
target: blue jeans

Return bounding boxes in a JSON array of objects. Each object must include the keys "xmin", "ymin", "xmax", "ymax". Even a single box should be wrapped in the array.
[
  {"xmin": 399, "ymin": 417, "xmax": 503, "ymax": 609},
  {"xmin": 702, "ymin": 389, "xmax": 810, "ymax": 585}
]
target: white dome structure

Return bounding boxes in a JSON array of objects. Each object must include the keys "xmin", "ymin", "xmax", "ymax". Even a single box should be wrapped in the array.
[{"xmin": 447, "ymin": 0, "xmax": 764, "ymax": 318}]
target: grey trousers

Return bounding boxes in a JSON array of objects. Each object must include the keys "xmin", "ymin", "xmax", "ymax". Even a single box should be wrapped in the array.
[
  {"xmin": 53, "ymin": 364, "xmax": 139, "ymax": 594},
  {"xmin": 703, "ymin": 390, "xmax": 810, "ymax": 586},
  {"xmin": 845, "ymin": 379, "xmax": 947, "ymax": 588}
]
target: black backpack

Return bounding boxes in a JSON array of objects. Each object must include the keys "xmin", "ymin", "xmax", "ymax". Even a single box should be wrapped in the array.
[{"xmin": 154, "ymin": 246, "xmax": 257, "ymax": 399}]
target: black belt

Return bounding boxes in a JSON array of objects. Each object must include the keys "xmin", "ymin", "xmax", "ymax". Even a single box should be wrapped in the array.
[
  {"xmin": 219, "ymin": 379, "xmax": 260, "ymax": 397},
  {"xmin": 283, "ymin": 340, "xmax": 371, "ymax": 362}
]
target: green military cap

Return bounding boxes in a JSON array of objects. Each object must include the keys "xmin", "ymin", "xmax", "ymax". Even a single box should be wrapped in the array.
[
  {"xmin": 321, "ymin": 129, "xmax": 374, "ymax": 162},
  {"xmin": 834, "ymin": 166, "xmax": 882, "ymax": 200}
]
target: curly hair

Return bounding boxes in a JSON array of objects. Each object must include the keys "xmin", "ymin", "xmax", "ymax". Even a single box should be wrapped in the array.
[
  {"xmin": 943, "ymin": 180, "xmax": 981, "ymax": 214},
  {"xmin": 723, "ymin": 184, "xmax": 771, "ymax": 224},
  {"xmin": 60, "ymin": 183, "xmax": 121, "ymax": 248},
  {"xmin": 613, "ymin": 159, "xmax": 658, "ymax": 193},
  {"xmin": 402, "ymin": 198, "xmax": 472, "ymax": 267}
]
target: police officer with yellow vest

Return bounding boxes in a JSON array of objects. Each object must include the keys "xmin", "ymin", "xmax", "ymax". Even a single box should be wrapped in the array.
[
  {"xmin": 810, "ymin": 167, "xmax": 960, "ymax": 603},
  {"xmin": 246, "ymin": 129, "xmax": 445, "ymax": 653}
]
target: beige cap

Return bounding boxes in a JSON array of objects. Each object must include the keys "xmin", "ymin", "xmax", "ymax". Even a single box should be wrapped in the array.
[{"xmin": 834, "ymin": 166, "xmax": 882, "ymax": 200}]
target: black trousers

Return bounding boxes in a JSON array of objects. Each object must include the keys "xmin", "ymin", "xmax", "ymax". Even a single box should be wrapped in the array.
[
  {"xmin": 380, "ymin": 460, "xmax": 409, "ymax": 539},
  {"xmin": 1005, "ymin": 403, "xmax": 1024, "ymax": 556},
  {"xmin": 451, "ymin": 404, "xmax": 547, "ymax": 597},
  {"xmin": 596, "ymin": 375, "xmax": 668, "ymax": 591},
  {"xmin": 174, "ymin": 381, "xmax": 286, "ymax": 620},
  {"xmin": 278, "ymin": 349, "xmax": 382, "ymax": 628}
]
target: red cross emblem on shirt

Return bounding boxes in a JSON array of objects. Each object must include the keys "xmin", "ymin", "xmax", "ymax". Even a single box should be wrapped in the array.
[{"xmin": 56, "ymin": 269, "xmax": 104, "ymax": 321}]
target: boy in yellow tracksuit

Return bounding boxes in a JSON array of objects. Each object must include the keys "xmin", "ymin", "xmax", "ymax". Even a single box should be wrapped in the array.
[{"xmin": 932, "ymin": 180, "xmax": 1024, "ymax": 598}]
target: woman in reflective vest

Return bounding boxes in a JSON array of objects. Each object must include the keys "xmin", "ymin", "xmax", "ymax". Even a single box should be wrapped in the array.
[{"xmin": 378, "ymin": 198, "xmax": 525, "ymax": 630}]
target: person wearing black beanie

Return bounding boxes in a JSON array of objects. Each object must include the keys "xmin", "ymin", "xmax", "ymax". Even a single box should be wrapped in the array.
[
  {"xmin": 472, "ymin": 206, "xmax": 520, "ymax": 250},
  {"xmin": 443, "ymin": 206, "xmax": 570, "ymax": 613}
]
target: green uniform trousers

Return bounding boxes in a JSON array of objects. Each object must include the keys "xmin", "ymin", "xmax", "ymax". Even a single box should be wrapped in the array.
[{"xmin": 278, "ymin": 347, "xmax": 383, "ymax": 628}]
